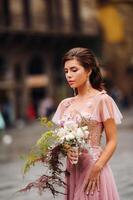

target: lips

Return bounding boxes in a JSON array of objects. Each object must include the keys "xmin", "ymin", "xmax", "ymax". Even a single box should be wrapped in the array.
[{"xmin": 68, "ymin": 81, "xmax": 75, "ymax": 85}]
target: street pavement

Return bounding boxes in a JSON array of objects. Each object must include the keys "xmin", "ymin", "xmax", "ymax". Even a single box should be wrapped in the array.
[{"xmin": 0, "ymin": 108, "xmax": 133, "ymax": 200}]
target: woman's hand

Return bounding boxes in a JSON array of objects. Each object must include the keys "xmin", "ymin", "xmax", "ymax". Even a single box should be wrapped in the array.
[
  {"xmin": 67, "ymin": 147, "xmax": 79, "ymax": 164},
  {"xmin": 83, "ymin": 163, "xmax": 102, "ymax": 195}
]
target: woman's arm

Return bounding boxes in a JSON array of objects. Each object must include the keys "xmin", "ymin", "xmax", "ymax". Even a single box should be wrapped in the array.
[
  {"xmin": 95, "ymin": 118, "xmax": 118, "ymax": 169},
  {"xmin": 84, "ymin": 118, "xmax": 118, "ymax": 195}
]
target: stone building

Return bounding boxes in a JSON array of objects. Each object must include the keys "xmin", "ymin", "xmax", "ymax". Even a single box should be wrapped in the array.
[
  {"xmin": 0, "ymin": 0, "xmax": 101, "ymax": 123},
  {"xmin": 0, "ymin": 0, "xmax": 132, "ymax": 125}
]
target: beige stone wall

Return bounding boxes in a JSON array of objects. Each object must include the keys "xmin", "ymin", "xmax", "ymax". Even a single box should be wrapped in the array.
[
  {"xmin": 61, "ymin": 0, "xmax": 72, "ymax": 32},
  {"xmin": 31, "ymin": 0, "xmax": 47, "ymax": 31},
  {"xmin": 79, "ymin": 0, "xmax": 98, "ymax": 35},
  {"xmin": 9, "ymin": 0, "xmax": 24, "ymax": 29},
  {"xmin": 0, "ymin": 0, "xmax": 99, "ymax": 34}
]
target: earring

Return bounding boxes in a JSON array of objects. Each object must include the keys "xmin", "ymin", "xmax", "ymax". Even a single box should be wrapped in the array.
[{"xmin": 73, "ymin": 88, "xmax": 76, "ymax": 96}]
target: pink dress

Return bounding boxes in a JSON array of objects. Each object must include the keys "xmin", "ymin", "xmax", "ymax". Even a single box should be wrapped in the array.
[{"xmin": 52, "ymin": 90, "xmax": 122, "ymax": 200}]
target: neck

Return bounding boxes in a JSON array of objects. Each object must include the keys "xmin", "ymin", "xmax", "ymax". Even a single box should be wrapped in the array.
[{"xmin": 76, "ymin": 81, "xmax": 94, "ymax": 97}]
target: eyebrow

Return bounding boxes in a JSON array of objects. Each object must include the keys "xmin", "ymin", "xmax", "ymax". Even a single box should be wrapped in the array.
[{"xmin": 64, "ymin": 66, "xmax": 78, "ymax": 70}]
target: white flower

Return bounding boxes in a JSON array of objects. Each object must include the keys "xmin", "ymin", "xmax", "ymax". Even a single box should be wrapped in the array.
[
  {"xmin": 64, "ymin": 120, "xmax": 78, "ymax": 130},
  {"xmin": 56, "ymin": 128, "xmax": 65, "ymax": 137},
  {"xmin": 82, "ymin": 126, "xmax": 88, "ymax": 131},
  {"xmin": 76, "ymin": 128, "xmax": 84, "ymax": 138},
  {"xmin": 65, "ymin": 133, "xmax": 75, "ymax": 141},
  {"xmin": 55, "ymin": 120, "xmax": 89, "ymax": 146},
  {"xmin": 84, "ymin": 130, "xmax": 89, "ymax": 139}
]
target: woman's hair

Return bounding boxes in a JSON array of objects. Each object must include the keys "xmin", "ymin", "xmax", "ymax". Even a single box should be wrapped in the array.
[{"xmin": 63, "ymin": 47, "xmax": 104, "ymax": 91}]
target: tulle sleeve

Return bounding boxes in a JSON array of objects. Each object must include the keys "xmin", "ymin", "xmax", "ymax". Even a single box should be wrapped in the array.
[
  {"xmin": 51, "ymin": 100, "xmax": 65, "ymax": 125},
  {"xmin": 96, "ymin": 94, "xmax": 123, "ymax": 124}
]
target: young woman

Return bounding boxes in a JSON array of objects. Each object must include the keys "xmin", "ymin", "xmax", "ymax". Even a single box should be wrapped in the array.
[{"xmin": 52, "ymin": 47, "xmax": 122, "ymax": 200}]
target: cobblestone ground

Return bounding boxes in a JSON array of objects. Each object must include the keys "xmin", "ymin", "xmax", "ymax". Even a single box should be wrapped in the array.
[{"xmin": 0, "ymin": 109, "xmax": 133, "ymax": 200}]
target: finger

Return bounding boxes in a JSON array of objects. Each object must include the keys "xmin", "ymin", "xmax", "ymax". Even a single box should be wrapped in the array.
[
  {"xmin": 83, "ymin": 177, "xmax": 90, "ymax": 191},
  {"xmin": 70, "ymin": 149, "xmax": 77, "ymax": 153},
  {"xmin": 69, "ymin": 155, "xmax": 75, "ymax": 160},
  {"xmin": 71, "ymin": 154, "xmax": 78, "ymax": 160},
  {"xmin": 68, "ymin": 152, "xmax": 74, "ymax": 158},
  {"xmin": 71, "ymin": 152, "xmax": 78, "ymax": 158},
  {"xmin": 70, "ymin": 149, "xmax": 74, "ymax": 153},
  {"xmin": 69, "ymin": 151, "xmax": 78, "ymax": 157},
  {"xmin": 96, "ymin": 175, "xmax": 100, "ymax": 192},
  {"xmin": 90, "ymin": 181, "xmax": 96, "ymax": 196},
  {"xmin": 67, "ymin": 153, "xmax": 73, "ymax": 160},
  {"xmin": 86, "ymin": 180, "xmax": 92, "ymax": 195},
  {"xmin": 70, "ymin": 157, "xmax": 78, "ymax": 161},
  {"xmin": 68, "ymin": 155, "xmax": 78, "ymax": 163},
  {"xmin": 70, "ymin": 158, "xmax": 78, "ymax": 165}
]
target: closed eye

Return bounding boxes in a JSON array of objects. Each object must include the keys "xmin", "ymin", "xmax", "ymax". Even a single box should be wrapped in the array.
[
  {"xmin": 72, "ymin": 69, "xmax": 77, "ymax": 72},
  {"xmin": 64, "ymin": 67, "xmax": 78, "ymax": 73}
]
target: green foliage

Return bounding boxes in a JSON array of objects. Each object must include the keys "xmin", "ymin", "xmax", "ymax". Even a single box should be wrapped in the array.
[
  {"xmin": 22, "ymin": 117, "xmax": 60, "ymax": 175},
  {"xmin": 22, "ymin": 151, "xmax": 39, "ymax": 174},
  {"xmin": 38, "ymin": 117, "xmax": 54, "ymax": 128},
  {"xmin": 36, "ymin": 130, "xmax": 59, "ymax": 151}
]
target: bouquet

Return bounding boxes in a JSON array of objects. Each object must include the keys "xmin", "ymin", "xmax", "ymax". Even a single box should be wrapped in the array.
[
  {"xmin": 56, "ymin": 120, "xmax": 89, "ymax": 164},
  {"xmin": 19, "ymin": 116, "xmax": 89, "ymax": 197}
]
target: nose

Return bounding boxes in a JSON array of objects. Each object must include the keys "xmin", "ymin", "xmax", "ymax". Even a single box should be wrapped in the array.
[{"xmin": 66, "ymin": 71, "xmax": 72, "ymax": 78}]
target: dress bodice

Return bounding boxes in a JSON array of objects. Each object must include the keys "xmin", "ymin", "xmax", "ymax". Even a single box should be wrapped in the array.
[
  {"xmin": 52, "ymin": 90, "xmax": 122, "ymax": 148},
  {"xmin": 58, "ymin": 97, "xmax": 104, "ymax": 147}
]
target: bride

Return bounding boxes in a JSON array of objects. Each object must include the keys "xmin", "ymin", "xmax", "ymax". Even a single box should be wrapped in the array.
[{"xmin": 52, "ymin": 47, "xmax": 122, "ymax": 200}]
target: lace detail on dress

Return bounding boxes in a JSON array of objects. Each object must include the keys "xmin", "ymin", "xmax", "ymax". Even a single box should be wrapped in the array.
[
  {"xmin": 60, "ymin": 111, "xmax": 103, "ymax": 147},
  {"xmin": 52, "ymin": 90, "xmax": 122, "ymax": 160}
]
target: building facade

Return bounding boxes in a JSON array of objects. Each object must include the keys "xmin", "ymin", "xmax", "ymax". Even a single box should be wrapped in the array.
[
  {"xmin": 0, "ymin": 0, "xmax": 132, "ymax": 126},
  {"xmin": 0, "ymin": 0, "xmax": 101, "ymax": 124}
]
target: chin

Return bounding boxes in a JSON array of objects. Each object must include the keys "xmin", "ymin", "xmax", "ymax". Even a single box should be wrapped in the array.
[
  {"xmin": 70, "ymin": 86, "xmax": 75, "ymax": 89},
  {"xmin": 71, "ymin": 85, "xmax": 77, "ymax": 88}
]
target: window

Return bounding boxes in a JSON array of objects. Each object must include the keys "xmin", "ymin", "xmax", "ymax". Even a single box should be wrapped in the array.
[
  {"xmin": 31, "ymin": 0, "xmax": 47, "ymax": 30},
  {"xmin": 9, "ymin": 0, "xmax": 23, "ymax": 29},
  {"xmin": 27, "ymin": 55, "xmax": 44, "ymax": 75}
]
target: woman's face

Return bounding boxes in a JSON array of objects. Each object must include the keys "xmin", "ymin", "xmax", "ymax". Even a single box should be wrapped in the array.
[{"xmin": 64, "ymin": 59, "xmax": 90, "ymax": 88}]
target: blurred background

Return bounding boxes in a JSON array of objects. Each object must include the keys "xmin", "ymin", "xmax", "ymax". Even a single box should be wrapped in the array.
[{"xmin": 0, "ymin": 0, "xmax": 133, "ymax": 200}]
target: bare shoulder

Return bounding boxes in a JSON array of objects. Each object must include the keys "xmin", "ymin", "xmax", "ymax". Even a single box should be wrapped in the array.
[{"xmin": 59, "ymin": 97, "xmax": 74, "ymax": 107}]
